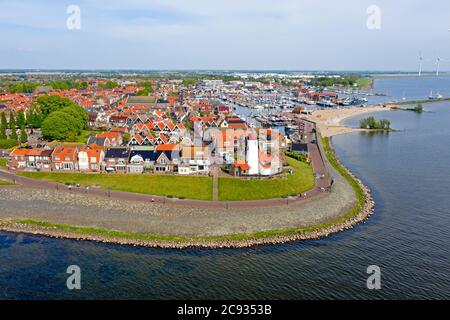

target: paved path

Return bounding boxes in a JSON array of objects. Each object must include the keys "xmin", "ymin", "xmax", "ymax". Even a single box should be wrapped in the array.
[{"xmin": 211, "ymin": 166, "xmax": 219, "ymax": 201}]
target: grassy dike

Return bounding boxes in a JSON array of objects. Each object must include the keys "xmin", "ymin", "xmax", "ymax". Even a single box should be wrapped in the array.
[{"xmin": 1, "ymin": 137, "xmax": 373, "ymax": 248}]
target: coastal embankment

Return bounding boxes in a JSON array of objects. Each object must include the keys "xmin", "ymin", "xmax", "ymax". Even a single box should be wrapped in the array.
[{"xmin": 0, "ymin": 125, "xmax": 375, "ymax": 248}]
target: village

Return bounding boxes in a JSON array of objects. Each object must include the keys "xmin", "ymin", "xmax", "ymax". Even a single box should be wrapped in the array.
[{"xmin": 0, "ymin": 73, "xmax": 332, "ymax": 179}]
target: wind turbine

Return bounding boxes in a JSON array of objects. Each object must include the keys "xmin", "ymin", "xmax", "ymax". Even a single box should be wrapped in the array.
[
  {"xmin": 436, "ymin": 57, "xmax": 441, "ymax": 76},
  {"xmin": 418, "ymin": 52, "xmax": 423, "ymax": 77}
]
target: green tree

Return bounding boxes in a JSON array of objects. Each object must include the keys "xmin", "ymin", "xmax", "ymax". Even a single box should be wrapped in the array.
[
  {"xmin": 9, "ymin": 127, "xmax": 18, "ymax": 141},
  {"xmin": 41, "ymin": 111, "xmax": 80, "ymax": 141},
  {"xmin": 60, "ymin": 106, "xmax": 85, "ymax": 131},
  {"xmin": 122, "ymin": 133, "xmax": 130, "ymax": 144},
  {"xmin": 0, "ymin": 139, "xmax": 17, "ymax": 149},
  {"xmin": 7, "ymin": 81, "xmax": 39, "ymax": 93},
  {"xmin": 137, "ymin": 82, "xmax": 154, "ymax": 96},
  {"xmin": 27, "ymin": 107, "xmax": 44, "ymax": 128},
  {"xmin": 79, "ymin": 81, "xmax": 88, "ymax": 90},
  {"xmin": 0, "ymin": 112, "xmax": 7, "ymax": 130},
  {"xmin": 33, "ymin": 95, "xmax": 79, "ymax": 117},
  {"xmin": 414, "ymin": 104, "xmax": 424, "ymax": 113},
  {"xmin": 9, "ymin": 112, "xmax": 16, "ymax": 130},
  {"xmin": 17, "ymin": 109, "xmax": 26, "ymax": 128},
  {"xmin": 0, "ymin": 126, "xmax": 6, "ymax": 140},
  {"xmin": 99, "ymin": 80, "xmax": 119, "ymax": 89},
  {"xmin": 67, "ymin": 132, "xmax": 77, "ymax": 142},
  {"xmin": 20, "ymin": 127, "xmax": 28, "ymax": 144}
]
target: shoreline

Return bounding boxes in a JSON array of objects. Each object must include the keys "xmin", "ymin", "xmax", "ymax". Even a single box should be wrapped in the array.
[
  {"xmin": 304, "ymin": 105, "xmax": 391, "ymax": 137},
  {"xmin": 0, "ymin": 130, "xmax": 375, "ymax": 249}
]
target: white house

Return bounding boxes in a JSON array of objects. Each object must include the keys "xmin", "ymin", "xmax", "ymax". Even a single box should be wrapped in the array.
[{"xmin": 78, "ymin": 149, "xmax": 104, "ymax": 172}]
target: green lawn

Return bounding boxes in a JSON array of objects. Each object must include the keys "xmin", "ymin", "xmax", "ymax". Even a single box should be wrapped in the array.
[
  {"xmin": 18, "ymin": 158, "xmax": 315, "ymax": 202},
  {"xmin": 19, "ymin": 172, "xmax": 213, "ymax": 200},
  {"xmin": 218, "ymin": 157, "xmax": 315, "ymax": 201},
  {"xmin": 0, "ymin": 179, "xmax": 14, "ymax": 185},
  {"xmin": 0, "ymin": 158, "xmax": 7, "ymax": 167}
]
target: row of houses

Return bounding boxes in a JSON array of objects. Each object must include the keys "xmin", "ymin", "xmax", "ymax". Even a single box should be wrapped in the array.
[{"xmin": 8, "ymin": 144, "xmax": 211, "ymax": 175}]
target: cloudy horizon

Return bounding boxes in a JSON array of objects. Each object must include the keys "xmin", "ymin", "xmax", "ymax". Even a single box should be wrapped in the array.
[{"xmin": 1, "ymin": 0, "xmax": 449, "ymax": 71}]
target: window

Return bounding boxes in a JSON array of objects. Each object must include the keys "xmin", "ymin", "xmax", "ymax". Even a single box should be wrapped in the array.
[
  {"xmin": 55, "ymin": 156, "xmax": 60, "ymax": 161},
  {"xmin": 65, "ymin": 157, "xmax": 70, "ymax": 161}
]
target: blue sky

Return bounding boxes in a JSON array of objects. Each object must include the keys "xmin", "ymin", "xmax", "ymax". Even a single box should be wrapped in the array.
[{"xmin": 0, "ymin": 0, "xmax": 449, "ymax": 70}]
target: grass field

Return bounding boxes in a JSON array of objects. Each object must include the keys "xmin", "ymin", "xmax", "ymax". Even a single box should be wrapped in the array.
[
  {"xmin": 321, "ymin": 137, "xmax": 364, "ymax": 223},
  {"xmin": 19, "ymin": 158, "xmax": 314, "ymax": 201},
  {"xmin": 19, "ymin": 172, "xmax": 213, "ymax": 200},
  {"xmin": 0, "ymin": 158, "xmax": 6, "ymax": 167},
  {"xmin": 218, "ymin": 157, "xmax": 315, "ymax": 201},
  {"xmin": 0, "ymin": 179, "xmax": 14, "ymax": 185}
]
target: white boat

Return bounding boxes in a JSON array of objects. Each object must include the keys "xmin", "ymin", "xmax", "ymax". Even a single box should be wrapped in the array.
[
  {"xmin": 429, "ymin": 90, "xmax": 434, "ymax": 100},
  {"xmin": 316, "ymin": 100, "xmax": 335, "ymax": 107}
]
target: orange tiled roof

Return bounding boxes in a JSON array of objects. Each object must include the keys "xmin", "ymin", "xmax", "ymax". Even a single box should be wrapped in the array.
[{"xmin": 156, "ymin": 144, "xmax": 179, "ymax": 151}]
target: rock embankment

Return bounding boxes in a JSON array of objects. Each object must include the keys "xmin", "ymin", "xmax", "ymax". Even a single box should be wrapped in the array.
[{"xmin": 0, "ymin": 159, "xmax": 374, "ymax": 248}]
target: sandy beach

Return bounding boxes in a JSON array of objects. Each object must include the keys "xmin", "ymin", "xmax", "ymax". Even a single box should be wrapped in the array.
[{"xmin": 304, "ymin": 105, "xmax": 390, "ymax": 137}]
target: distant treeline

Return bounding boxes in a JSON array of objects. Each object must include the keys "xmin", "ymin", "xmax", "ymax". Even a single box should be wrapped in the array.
[
  {"xmin": 2, "ymin": 80, "xmax": 121, "ymax": 93},
  {"xmin": 311, "ymin": 76, "xmax": 372, "ymax": 88}
]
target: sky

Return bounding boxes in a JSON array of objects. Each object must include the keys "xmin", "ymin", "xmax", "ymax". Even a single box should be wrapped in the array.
[{"xmin": 0, "ymin": 0, "xmax": 449, "ymax": 71}]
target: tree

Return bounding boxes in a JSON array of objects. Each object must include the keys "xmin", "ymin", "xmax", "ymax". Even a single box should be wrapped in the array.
[
  {"xmin": 79, "ymin": 81, "xmax": 88, "ymax": 90},
  {"xmin": 7, "ymin": 81, "xmax": 38, "ymax": 93},
  {"xmin": 60, "ymin": 106, "xmax": 85, "ymax": 131},
  {"xmin": 360, "ymin": 116, "xmax": 390, "ymax": 130},
  {"xmin": 17, "ymin": 109, "xmax": 26, "ymax": 128},
  {"xmin": 414, "ymin": 104, "xmax": 424, "ymax": 113},
  {"xmin": 9, "ymin": 112, "xmax": 16, "ymax": 130},
  {"xmin": 122, "ymin": 133, "xmax": 130, "ymax": 144},
  {"xmin": 137, "ymin": 82, "xmax": 154, "ymax": 96},
  {"xmin": 27, "ymin": 107, "xmax": 44, "ymax": 128},
  {"xmin": 33, "ymin": 95, "xmax": 79, "ymax": 117},
  {"xmin": 98, "ymin": 80, "xmax": 119, "ymax": 89},
  {"xmin": 9, "ymin": 127, "xmax": 18, "ymax": 141},
  {"xmin": 0, "ymin": 112, "xmax": 7, "ymax": 130},
  {"xmin": 0, "ymin": 126, "xmax": 6, "ymax": 140},
  {"xmin": 41, "ymin": 111, "xmax": 81, "ymax": 141},
  {"xmin": 0, "ymin": 139, "xmax": 18, "ymax": 149},
  {"xmin": 20, "ymin": 127, "xmax": 28, "ymax": 144},
  {"xmin": 67, "ymin": 132, "xmax": 78, "ymax": 142}
]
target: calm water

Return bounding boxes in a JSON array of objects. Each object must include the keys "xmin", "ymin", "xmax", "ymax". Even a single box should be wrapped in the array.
[
  {"xmin": 1, "ymin": 78, "xmax": 450, "ymax": 299},
  {"xmin": 369, "ymin": 75, "xmax": 450, "ymax": 104}
]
